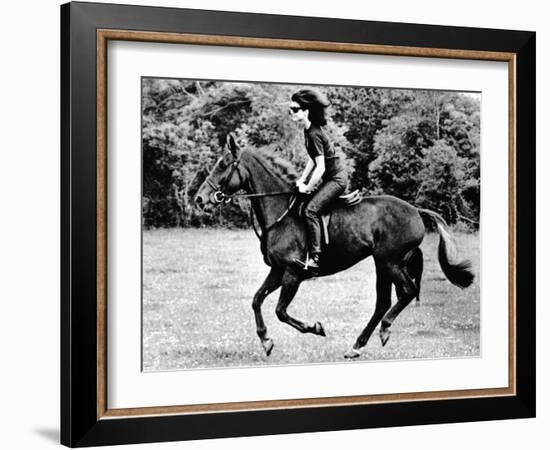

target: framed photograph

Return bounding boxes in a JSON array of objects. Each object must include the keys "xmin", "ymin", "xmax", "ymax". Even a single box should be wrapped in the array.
[{"xmin": 61, "ymin": 1, "xmax": 535, "ymax": 447}]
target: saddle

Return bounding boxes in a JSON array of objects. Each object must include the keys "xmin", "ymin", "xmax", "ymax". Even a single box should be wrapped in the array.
[
  {"xmin": 338, "ymin": 189, "xmax": 363, "ymax": 207},
  {"xmin": 298, "ymin": 189, "xmax": 363, "ymax": 246}
]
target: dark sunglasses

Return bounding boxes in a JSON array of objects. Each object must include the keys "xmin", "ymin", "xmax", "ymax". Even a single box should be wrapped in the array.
[{"xmin": 289, "ymin": 106, "xmax": 303, "ymax": 114}]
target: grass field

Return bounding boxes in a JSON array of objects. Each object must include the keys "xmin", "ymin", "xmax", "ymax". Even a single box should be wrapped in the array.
[{"xmin": 142, "ymin": 228, "xmax": 480, "ymax": 371}]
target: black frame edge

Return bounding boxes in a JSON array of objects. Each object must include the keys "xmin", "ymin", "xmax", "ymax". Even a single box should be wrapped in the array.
[
  {"xmin": 60, "ymin": 2, "xmax": 72, "ymax": 447},
  {"xmin": 69, "ymin": 1, "xmax": 533, "ymax": 52},
  {"xmin": 61, "ymin": 2, "xmax": 101, "ymax": 446},
  {"xmin": 76, "ymin": 396, "xmax": 534, "ymax": 447},
  {"xmin": 515, "ymin": 32, "xmax": 536, "ymax": 417}
]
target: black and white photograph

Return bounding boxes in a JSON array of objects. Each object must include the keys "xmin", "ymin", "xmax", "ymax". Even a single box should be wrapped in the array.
[{"xmin": 142, "ymin": 78, "xmax": 481, "ymax": 371}]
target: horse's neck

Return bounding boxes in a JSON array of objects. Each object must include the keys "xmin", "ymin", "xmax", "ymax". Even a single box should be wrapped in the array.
[{"xmin": 243, "ymin": 152, "xmax": 292, "ymax": 229}]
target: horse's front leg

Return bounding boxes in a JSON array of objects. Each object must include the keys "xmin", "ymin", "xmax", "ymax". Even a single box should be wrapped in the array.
[
  {"xmin": 275, "ymin": 271, "xmax": 326, "ymax": 337},
  {"xmin": 253, "ymin": 268, "xmax": 283, "ymax": 356}
]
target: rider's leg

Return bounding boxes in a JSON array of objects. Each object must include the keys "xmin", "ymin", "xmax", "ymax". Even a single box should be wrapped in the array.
[{"xmin": 303, "ymin": 180, "xmax": 345, "ymax": 269}]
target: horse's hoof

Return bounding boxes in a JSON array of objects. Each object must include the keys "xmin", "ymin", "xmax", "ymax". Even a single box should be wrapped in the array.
[
  {"xmin": 380, "ymin": 328, "xmax": 391, "ymax": 346},
  {"xmin": 344, "ymin": 348, "xmax": 361, "ymax": 359},
  {"xmin": 314, "ymin": 321, "xmax": 326, "ymax": 337},
  {"xmin": 262, "ymin": 338, "xmax": 274, "ymax": 356}
]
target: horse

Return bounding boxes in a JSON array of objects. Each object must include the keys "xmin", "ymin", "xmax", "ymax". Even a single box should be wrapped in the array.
[{"xmin": 194, "ymin": 134, "xmax": 474, "ymax": 359}]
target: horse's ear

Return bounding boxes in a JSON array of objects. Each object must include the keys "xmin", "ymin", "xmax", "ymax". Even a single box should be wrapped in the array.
[{"xmin": 226, "ymin": 133, "xmax": 241, "ymax": 158}]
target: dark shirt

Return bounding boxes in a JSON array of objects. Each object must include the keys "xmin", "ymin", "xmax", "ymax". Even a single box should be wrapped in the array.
[{"xmin": 304, "ymin": 126, "xmax": 347, "ymax": 185}]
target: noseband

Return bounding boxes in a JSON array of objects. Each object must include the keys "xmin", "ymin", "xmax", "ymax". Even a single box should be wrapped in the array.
[{"xmin": 204, "ymin": 154, "xmax": 244, "ymax": 204}]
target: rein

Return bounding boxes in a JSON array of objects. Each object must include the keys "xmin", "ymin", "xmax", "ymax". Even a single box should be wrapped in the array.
[
  {"xmin": 223, "ymin": 191, "xmax": 292, "ymax": 200},
  {"xmin": 250, "ymin": 194, "xmax": 297, "ymax": 240},
  {"xmin": 204, "ymin": 152, "xmax": 296, "ymax": 237}
]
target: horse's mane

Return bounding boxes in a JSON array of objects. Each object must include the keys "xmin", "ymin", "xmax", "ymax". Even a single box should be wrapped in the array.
[{"xmin": 245, "ymin": 147, "xmax": 298, "ymax": 185}]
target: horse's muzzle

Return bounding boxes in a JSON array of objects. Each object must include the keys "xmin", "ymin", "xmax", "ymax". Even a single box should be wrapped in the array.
[{"xmin": 194, "ymin": 193, "xmax": 205, "ymax": 208}]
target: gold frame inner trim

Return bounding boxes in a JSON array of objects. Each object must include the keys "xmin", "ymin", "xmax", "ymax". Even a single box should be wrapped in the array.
[{"xmin": 96, "ymin": 29, "xmax": 517, "ymax": 420}]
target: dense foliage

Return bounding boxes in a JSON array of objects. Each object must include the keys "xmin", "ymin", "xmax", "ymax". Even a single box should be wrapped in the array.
[{"xmin": 142, "ymin": 79, "xmax": 480, "ymax": 228}]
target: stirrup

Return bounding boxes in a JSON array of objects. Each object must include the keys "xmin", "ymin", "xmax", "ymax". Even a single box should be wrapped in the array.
[
  {"xmin": 307, "ymin": 254, "xmax": 320, "ymax": 270},
  {"xmin": 293, "ymin": 252, "xmax": 320, "ymax": 272}
]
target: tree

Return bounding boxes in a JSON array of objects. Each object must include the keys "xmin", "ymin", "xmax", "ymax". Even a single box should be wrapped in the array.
[
  {"xmin": 369, "ymin": 114, "xmax": 427, "ymax": 202},
  {"xmin": 329, "ymin": 87, "xmax": 412, "ymax": 191},
  {"xmin": 416, "ymin": 141, "xmax": 468, "ymax": 224},
  {"xmin": 142, "ymin": 78, "xmax": 480, "ymax": 228}
]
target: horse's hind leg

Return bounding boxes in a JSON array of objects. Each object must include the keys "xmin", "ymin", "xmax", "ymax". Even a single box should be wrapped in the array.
[
  {"xmin": 274, "ymin": 271, "xmax": 326, "ymax": 337},
  {"xmin": 344, "ymin": 260, "xmax": 392, "ymax": 359},
  {"xmin": 407, "ymin": 247, "xmax": 423, "ymax": 304},
  {"xmin": 379, "ymin": 261, "xmax": 419, "ymax": 346},
  {"xmin": 253, "ymin": 268, "xmax": 283, "ymax": 356}
]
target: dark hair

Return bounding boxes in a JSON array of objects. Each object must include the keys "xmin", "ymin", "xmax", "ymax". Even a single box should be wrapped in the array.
[{"xmin": 291, "ymin": 89, "xmax": 330, "ymax": 126}]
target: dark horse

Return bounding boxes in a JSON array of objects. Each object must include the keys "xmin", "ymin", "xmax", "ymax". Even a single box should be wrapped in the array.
[{"xmin": 195, "ymin": 135, "xmax": 474, "ymax": 359}]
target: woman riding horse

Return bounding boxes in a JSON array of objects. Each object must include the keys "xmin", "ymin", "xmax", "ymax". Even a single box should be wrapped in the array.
[
  {"xmin": 290, "ymin": 89, "xmax": 349, "ymax": 273},
  {"xmin": 195, "ymin": 134, "xmax": 474, "ymax": 358}
]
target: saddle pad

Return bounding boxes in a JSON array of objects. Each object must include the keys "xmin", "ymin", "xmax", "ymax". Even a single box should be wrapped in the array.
[
  {"xmin": 297, "ymin": 191, "xmax": 363, "ymax": 246},
  {"xmin": 321, "ymin": 190, "xmax": 362, "ymax": 245}
]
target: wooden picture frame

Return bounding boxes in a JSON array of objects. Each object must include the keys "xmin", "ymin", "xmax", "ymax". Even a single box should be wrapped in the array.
[{"xmin": 61, "ymin": 1, "xmax": 535, "ymax": 447}]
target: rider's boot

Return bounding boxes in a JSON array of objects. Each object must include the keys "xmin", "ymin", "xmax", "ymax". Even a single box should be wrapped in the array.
[{"xmin": 306, "ymin": 252, "xmax": 321, "ymax": 273}]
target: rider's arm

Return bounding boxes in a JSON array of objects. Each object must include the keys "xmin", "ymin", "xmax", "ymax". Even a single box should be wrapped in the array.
[
  {"xmin": 301, "ymin": 128, "xmax": 326, "ymax": 192},
  {"xmin": 304, "ymin": 155, "xmax": 325, "ymax": 192},
  {"xmin": 298, "ymin": 159, "xmax": 315, "ymax": 184}
]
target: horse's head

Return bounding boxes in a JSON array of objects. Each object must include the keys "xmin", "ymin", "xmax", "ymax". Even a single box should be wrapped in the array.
[{"xmin": 194, "ymin": 133, "xmax": 248, "ymax": 210}]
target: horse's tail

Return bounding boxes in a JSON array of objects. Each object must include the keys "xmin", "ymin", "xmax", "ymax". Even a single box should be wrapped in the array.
[{"xmin": 418, "ymin": 208, "xmax": 474, "ymax": 289}]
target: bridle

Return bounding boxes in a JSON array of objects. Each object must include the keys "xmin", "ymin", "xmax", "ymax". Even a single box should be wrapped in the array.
[
  {"xmin": 204, "ymin": 152, "xmax": 291, "ymax": 203},
  {"xmin": 202, "ymin": 151, "xmax": 297, "ymax": 236},
  {"xmin": 204, "ymin": 153, "xmax": 245, "ymax": 204}
]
